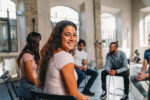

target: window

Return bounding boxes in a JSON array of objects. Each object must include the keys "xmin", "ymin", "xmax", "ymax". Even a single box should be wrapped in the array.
[
  {"xmin": 139, "ymin": 7, "xmax": 150, "ymax": 47},
  {"xmin": 101, "ymin": 13, "xmax": 116, "ymax": 48},
  {"xmin": 50, "ymin": 6, "xmax": 80, "ymax": 39},
  {"xmin": 140, "ymin": 14, "xmax": 150, "ymax": 47},
  {"xmin": 0, "ymin": 0, "xmax": 17, "ymax": 52}
]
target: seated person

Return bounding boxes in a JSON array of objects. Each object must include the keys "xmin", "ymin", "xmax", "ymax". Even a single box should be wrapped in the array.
[
  {"xmin": 38, "ymin": 20, "xmax": 91, "ymax": 100},
  {"xmin": 130, "ymin": 49, "xmax": 149, "ymax": 100},
  {"xmin": 100, "ymin": 42, "xmax": 129, "ymax": 100},
  {"xmin": 74, "ymin": 39, "xmax": 98, "ymax": 96},
  {"xmin": 16, "ymin": 32, "xmax": 41, "ymax": 99}
]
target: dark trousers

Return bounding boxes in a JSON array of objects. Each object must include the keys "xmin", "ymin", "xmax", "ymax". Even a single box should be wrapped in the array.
[
  {"xmin": 75, "ymin": 68, "xmax": 98, "ymax": 90},
  {"xmin": 101, "ymin": 70, "xmax": 129, "ymax": 95}
]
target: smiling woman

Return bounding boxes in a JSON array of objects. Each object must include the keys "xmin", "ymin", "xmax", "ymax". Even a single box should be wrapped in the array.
[
  {"xmin": 38, "ymin": 20, "xmax": 91, "ymax": 100},
  {"xmin": 61, "ymin": 25, "xmax": 77, "ymax": 51}
]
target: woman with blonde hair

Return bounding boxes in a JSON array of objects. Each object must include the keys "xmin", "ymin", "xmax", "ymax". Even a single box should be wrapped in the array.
[{"xmin": 38, "ymin": 20, "xmax": 91, "ymax": 100}]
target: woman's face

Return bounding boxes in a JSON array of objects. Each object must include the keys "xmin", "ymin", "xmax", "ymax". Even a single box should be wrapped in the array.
[{"xmin": 61, "ymin": 25, "xmax": 77, "ymax": 52}]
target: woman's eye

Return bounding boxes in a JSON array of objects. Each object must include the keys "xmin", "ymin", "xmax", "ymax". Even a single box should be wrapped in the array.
[
  {"xmin": 65, "ymin": 33, "xmax": 70, "ymax": 36},
  {"xmin": 73, "ymin": 34, "xmax": 77, "ymax": 37}
]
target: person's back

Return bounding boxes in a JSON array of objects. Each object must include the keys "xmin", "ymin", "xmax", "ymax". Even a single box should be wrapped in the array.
[
  {"xmin": 16, "ymin": 32, "xmax": 41, "ymax": 99},
  {"xmin": 19, "ymin": 53, "xmax": 37, "ymax": 79},
  {"xmin": 44, "ymin": 51, "xmax": 77, "ymax": 95}
]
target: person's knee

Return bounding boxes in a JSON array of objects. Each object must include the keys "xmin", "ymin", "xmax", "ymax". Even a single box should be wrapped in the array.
[{"xmin": 80, "ymin": 73, "xmax": 86, "ymax": 80}]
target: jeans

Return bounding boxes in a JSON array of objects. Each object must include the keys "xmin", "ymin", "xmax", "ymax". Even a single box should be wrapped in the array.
[
  {"xmin": 130, "ymin": 71, "xmax": 149, "ymax": 97},
  {"xmin": 101, "ymin": 70, "xmax": 129, "ymax": 95},
  {"xmin": 75, "ymin": 68, "xmax": 98, "ymax": 90},
  {"xmin": 16, "ymin": 78, "xmax": 36, "ymax": 99}
]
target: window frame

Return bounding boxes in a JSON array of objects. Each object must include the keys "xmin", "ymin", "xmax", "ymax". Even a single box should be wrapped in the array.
[
  {"xmin": 101, "ymin": 13, "xmax": 117, "ymax": 48},
  {"xmin": 139, "ymin": 10, "xmax": 150, "ymax": 47},
  {"xmin": 0, "ymin": 16, "xmax": 18, "ymax": 53}
]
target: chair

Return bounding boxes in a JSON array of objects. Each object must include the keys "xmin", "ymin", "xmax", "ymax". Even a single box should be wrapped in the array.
[
  {"xmin": 0, "ymin": 71, "xmax": 25, "ymax": 100},
  {"xmin": 106, "ymin": 75, "xmax": 124, "ymax": 100},
  {"xmin": 30, "ymin": 89, "xmax": 77, "ymax": 100},
  {"xmin": 0, "ymin": 71, "xmax": 14, "ymax": 100},
  {"xmin": 9, "ymin": 77, "xmax": 24, "ymax": 100}
]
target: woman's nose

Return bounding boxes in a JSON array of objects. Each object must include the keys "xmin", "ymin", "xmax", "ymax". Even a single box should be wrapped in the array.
[{"xmin": 70, "ymin": 35, "xmax": 73, "ymax": 40}]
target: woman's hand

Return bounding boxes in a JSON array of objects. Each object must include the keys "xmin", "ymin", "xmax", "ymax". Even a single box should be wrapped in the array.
[{"xmin": 84, "ymin": 95, "xmax": 92, "ymax": 100}]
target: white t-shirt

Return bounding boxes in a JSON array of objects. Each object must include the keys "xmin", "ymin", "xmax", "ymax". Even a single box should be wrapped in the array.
[
  {"xmin": 44, "ymin": 51, "xmax": 77, "ymax": 95},
  {"xmin": 74, "ymin": 49, "xmax": 87, "ymax": 67}
]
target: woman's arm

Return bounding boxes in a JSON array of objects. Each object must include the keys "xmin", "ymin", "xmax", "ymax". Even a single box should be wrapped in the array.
[
  {"xmin": 61, "ymin": 63, "xmax": 91, "ymax": 100},
  {"xmin": 24, "ymin": 61, "xmax": 38, "ymax": 86}
]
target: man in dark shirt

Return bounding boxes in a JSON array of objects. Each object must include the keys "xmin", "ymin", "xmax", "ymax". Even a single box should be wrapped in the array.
[{"xmin": 100, "ymin": 42, "xmax": 129, "ymax": 100}]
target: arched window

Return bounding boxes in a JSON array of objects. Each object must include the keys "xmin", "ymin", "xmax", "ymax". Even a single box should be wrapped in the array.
[
  {"xmin": 101, "ymin": 13, "xmax": 116, "ymax": 48},
  {"xmin": 0, "ymin": 0, "xmax": 17, "ymax": 52},
  {"xmin": 50, "ymin": 6, "xmax": 79, "ymax": 39},
  {"xmin": 140, "ymin": 13, "xmax": 150, "ymax": 47}
]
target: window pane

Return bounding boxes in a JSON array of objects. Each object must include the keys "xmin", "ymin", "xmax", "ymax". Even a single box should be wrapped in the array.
[
  {"xmin": 50, "ymin": 6, "xmax": 80, "ymax": 39},
  {"xmin": 145, "ymin": 15, "xmax": 150, "ymax": 45},
  {"xmin": 10, "ymin": 25, "xmax": 17, "ymax": 51},
  {"xmin": 0, "ymin": 0, "xmax": 18, "ymax": 52},
  {"xmin": 0, "ymin": 20, "xmax": 8, "ymax": 52},
  {"xmin": 10, "ymin": 19, "xmax": 17, "ymax": 52},
  {"xmin": 101, "ymin": 13, "xmax": 116, "ymax": 48}
]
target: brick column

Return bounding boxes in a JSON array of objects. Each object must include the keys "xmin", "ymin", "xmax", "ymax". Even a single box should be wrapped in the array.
[
  {"xmin": 24, "ymin": 0, "xmax": 38, "ymax": 34},
  {"xmin": 94, "ymin": 0, "xmax": 103, "ymax": 68}
]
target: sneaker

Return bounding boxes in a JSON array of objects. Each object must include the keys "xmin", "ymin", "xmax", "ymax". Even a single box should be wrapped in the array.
[
  {"xmin": 100, "ymin": 91, "xmax": 106, "ymax": 99},
  {"xmin": 82, "ymin": 89, "xmax": 95, "ymax": 96},
  {"xmin": 120, "ymin": 94, "xmax": 128, "ymax": 100}
]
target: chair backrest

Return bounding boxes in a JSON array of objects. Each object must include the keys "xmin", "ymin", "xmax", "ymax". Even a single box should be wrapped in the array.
[
  {"xmin": 0, "ymin": 71, "xmax": 14, "ymax": 100},
  {"xmin": 31, "ymin": 89, "xmax": 77, "ymax": 100},
  {"xmin": 10, "ymin": 78, "xmax": 18, "ymax": 97}
]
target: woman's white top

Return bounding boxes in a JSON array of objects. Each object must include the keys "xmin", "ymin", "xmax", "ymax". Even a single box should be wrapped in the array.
[{"xmin": 44, "ymin": 51, "xmax": 78, "ymax": 95}]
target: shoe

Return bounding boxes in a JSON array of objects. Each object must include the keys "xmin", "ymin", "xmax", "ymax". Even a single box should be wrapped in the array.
[
  {"xmin": 100, "ymin": 91, "xmax": 106, "ymax": 99},
  {"xmin": 120, "ymin": 94, "xmax": 128, "ymax": 100},
  {"xmin": 82, "ymin": 89, "xmax": 95, "ymax": 96}
]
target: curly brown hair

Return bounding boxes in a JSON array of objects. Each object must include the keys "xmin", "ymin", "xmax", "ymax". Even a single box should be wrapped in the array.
[
  {"xmin": 38, "ymin": 20, "xmax": 77, "ymax": 87},
  {"xmin": 17, "ymin": 32, "xmax": 41, "ymax": 67}
]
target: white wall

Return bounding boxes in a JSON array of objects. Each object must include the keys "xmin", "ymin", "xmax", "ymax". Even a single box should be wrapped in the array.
[
  {"xmin": 37, "ymin": 0, "xmax": 51, "ymax": 49},
  {"xmin": 16, "ymin": 0, "xmax": 26, "ymax": 51},
  {"xmin": 84, "ymin": 0, "xmax": 95, "ymax": 61},
  {"xmin": 101, "ymin": 0, "xmax": 132, "ymax": 64},
  {"xmin": 37, "ymin": 0, "xmax": 96, "ymax": 61}
]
